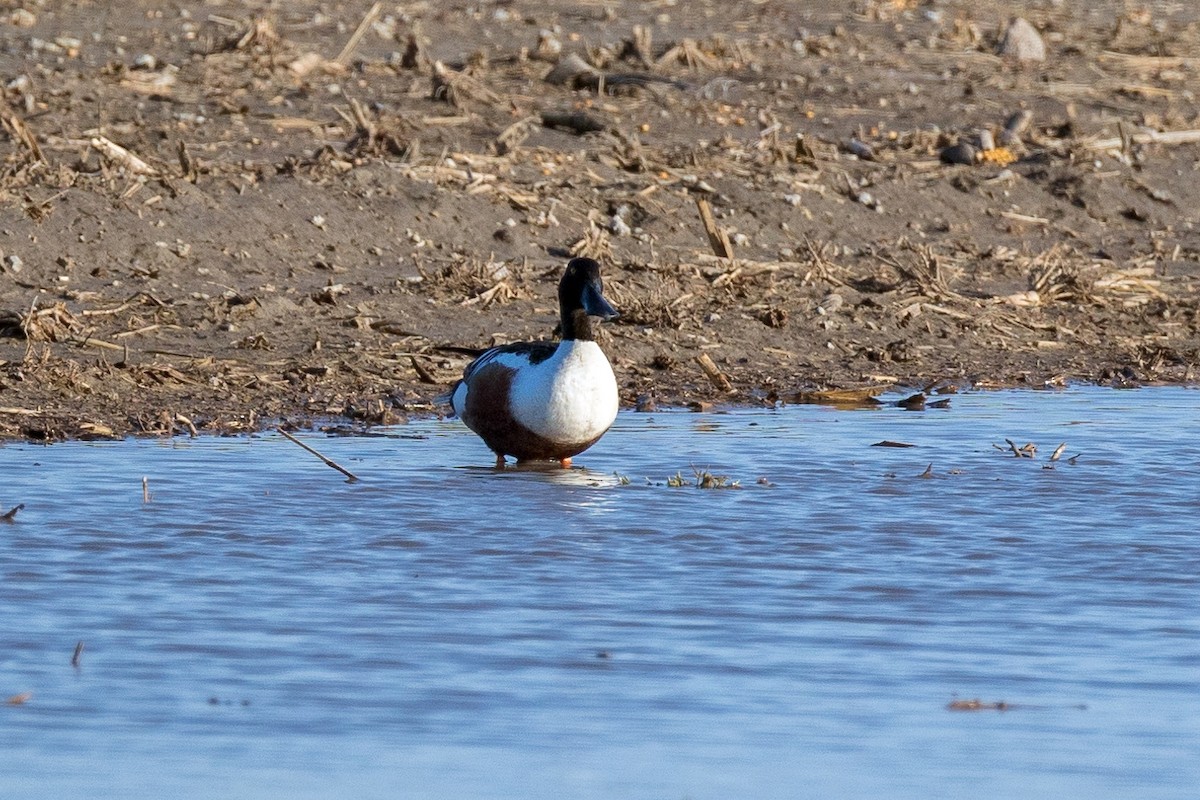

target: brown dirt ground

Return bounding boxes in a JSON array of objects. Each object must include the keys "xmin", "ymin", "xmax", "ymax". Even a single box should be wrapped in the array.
[{"xmin": 2, "ymin": 0, "xmax": 1200, "ymax": 441}]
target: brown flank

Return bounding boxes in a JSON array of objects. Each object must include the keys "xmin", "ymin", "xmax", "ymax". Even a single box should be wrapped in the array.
[{"xmin": 461, "ymin": 363, "xmax": 606, "ymax": 461}]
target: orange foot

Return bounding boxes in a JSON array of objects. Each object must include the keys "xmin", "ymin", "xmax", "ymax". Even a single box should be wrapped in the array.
[
  {"xmin": 494, "ymin": 453, "xmax": 507, "ymax": 469},
  {"xmin": 559, "ymin": 457, "xmax": 572, "ymax": 469}
]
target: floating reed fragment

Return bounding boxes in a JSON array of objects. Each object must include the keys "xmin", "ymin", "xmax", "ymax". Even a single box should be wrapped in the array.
[
  {"xmin": 948, "ymin": 698, "xmax": 1011, "ymax": 712},
  {"xmin": 992, "ymin": 439, "xmax": 1078, "ymax": 465},
  {"xmin": 666, "ymin": 468, "xmax": 740, "ymax": 489},
  {"xmin": 71, "ymin": 641, "xmax": 84, "ymax": 668},
  {"xmin": 277, "ymin": 427, "xmax": 360, "ymax": 482}
]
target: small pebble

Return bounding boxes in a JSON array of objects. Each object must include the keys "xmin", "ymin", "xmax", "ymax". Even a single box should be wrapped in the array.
[
  {"xmin": 846, "ymin": 138, "xmax": 875, "ymax": 160},
  {"xmin": 10, "ymin": 8, "xmax": 36, "ymax": 27},
  {"xmin": 854, "ymin": 191, "xmax": 879, "ymax": 211},
  {"xmin": 1000, "ymin": 109, "xmax": 1033, "ymax": 145},
  {"xmin": 609, "ymin": 215, "xmax": 632, "ymax": 237},
  {"xmin": 998, "ymin": 17, "xmax": 1046, "ymax": 62},
  {"xmin": 940, "ymin": 141, "xmax": 977, "ymax": 165}
]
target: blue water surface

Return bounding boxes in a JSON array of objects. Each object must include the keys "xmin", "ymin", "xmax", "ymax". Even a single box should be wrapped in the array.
[{"xmin": 2, "ymin": 387, "xmax": 1198, "ymax": 799}]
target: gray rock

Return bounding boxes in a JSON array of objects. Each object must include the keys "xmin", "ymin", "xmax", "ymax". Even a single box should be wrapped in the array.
[
  {"xmin": 998, "ymin": 18, "xmax": 1046, "ymax": 62},
  {"xmin": 544, "ymin": 53, "xmax": 599, "ymax": 85},
  {"xmin": 940, "ymin": 141, "xmax": 978, "ymax": 165}
]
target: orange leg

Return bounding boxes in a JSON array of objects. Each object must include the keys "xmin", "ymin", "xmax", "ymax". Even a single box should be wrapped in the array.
[
  {"xmin": 494, "ymin": 453, "xmax": 507, "ymax": 469},
  {"xmin": 559, "ymin": 457, "xmax": 572, "ymax": 469}
]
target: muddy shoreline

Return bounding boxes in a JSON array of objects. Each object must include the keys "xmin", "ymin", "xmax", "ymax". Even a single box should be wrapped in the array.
[{"xmin": 3, "ymin": 1, "xmax": 1199, "ymax": 442}]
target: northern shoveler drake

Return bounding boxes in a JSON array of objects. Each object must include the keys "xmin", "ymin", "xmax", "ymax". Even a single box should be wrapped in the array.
[{"xmin": 451, "ymin": 257, "xmax": 619, "ymax": 468}]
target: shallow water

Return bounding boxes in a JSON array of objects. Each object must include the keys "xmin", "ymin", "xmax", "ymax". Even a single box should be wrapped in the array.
[{"xmin": 2, "ymin": 387, "xmax": 1199, "ymax": 799}]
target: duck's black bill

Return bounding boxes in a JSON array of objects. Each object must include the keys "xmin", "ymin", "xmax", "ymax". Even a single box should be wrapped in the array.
[{"xmin": 582, "ymin": 282, "xmax": 619, "ymax": 320}]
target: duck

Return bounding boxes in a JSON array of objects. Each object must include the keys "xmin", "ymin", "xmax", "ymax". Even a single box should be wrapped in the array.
[{"xmin": 451, "ymin": 257, "xmax": 620, "ymax": 468}]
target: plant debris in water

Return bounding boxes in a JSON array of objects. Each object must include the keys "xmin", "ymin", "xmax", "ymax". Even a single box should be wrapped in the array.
[
  {"xmin": 665, "ymin": 468, "xmax": 741, "ymax": 489},
  {"xmin": 947, "ymin": 698, "xmax": 1013, "ymax": 712},
  {"xmin": 993, "ymin": 439, "xmax": 1081, "ymax": 465}
]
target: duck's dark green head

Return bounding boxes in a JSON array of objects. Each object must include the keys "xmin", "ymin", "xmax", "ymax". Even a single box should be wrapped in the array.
[{"xmin": 560, "ymin": 258, "xmax": 618, "ymax": 340}]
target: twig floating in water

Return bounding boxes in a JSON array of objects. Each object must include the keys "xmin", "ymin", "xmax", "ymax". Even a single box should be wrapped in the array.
[
  {"xmin": 947, "ymin": 698, "xmax": 1011, "ymax": 712},
  {"xmin": 277, "ymin": 428, "xmax": 361, "ymax": 483},
  {"xmin": 142, "ymin": 477, "xmax": 151, "ymax": 503},
  {"xmin": 71, "ymin": 641, "xmax": 84, "ymax": 669}
]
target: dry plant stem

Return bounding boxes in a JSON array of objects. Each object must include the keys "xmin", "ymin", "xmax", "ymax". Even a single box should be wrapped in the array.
[
  {"xmin": 90, "ymin": 135, "xmax": 158, "ymax": 176},
  {"xmin": 695, "ymin": 197, "xmax": 734, "ymax": 259},
  {"xmin": 277, "ymin": 427, "xmax": 361, "ymax": 482},
  {"xmin": 409, "ymin": 356, "xmax": 438, "ymax": 384},
  {"xmin": 1, "ymin": 110, "xmax": 44, "ymax": 162},
  {"xmin": 696, "ymin": 352, "xmax": 733, "ymax": 392},
  {"xmin": 334, "ymin": 1, "xmax": 382, "ymax": 65},
  {"xmin": 175, "ymin": 413, "xmax": 199, "ymax": 437},
  {"xmin": 1085, "ymin": 128, "xmax": 1200, "ymax": 152}
]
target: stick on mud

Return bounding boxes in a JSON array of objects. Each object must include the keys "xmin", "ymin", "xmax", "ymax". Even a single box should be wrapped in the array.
[
  {"xmin": 695, "ymin": 352, "xmax": 733, "ymax": 393},
  {"xmin": 277, "ymin": 428, "xmax": 361, "ymax": 482},
  {"xmin": 695, "ymin": 197, "xmax": 735, "ymax": 260},
  {"xmin": 334, "ymin": 1, "xmax": 382, "ymax": 65}
]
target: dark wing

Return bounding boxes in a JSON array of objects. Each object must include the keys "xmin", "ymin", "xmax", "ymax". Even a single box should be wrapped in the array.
[
  {"xmin": 462, "ymin": 341, "xmax": 558, "ymax": 381},
  {"xmin": 446, "ymin": 341, "xmax": 560, "ymax": 414}
]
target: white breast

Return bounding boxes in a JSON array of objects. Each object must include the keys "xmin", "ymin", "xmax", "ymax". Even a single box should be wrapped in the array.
[{"xmin": 508, "ymin": 340, "xmax": 617, "ymax": 443}]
